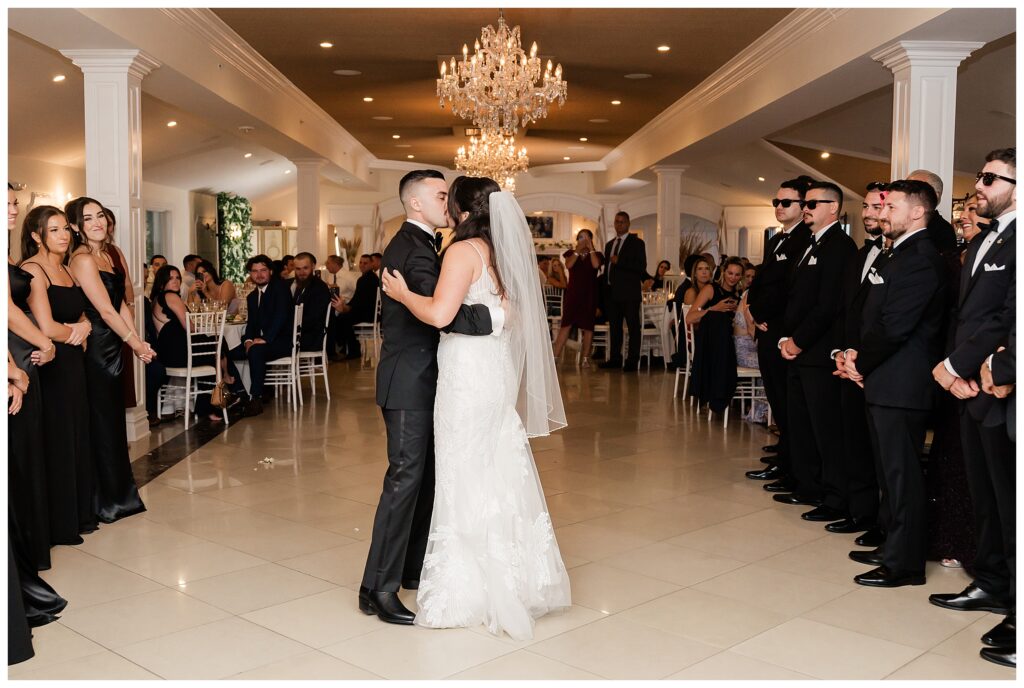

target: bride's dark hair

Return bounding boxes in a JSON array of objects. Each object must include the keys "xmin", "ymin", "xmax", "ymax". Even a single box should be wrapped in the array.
[{"xmin": 447, "ymin": 175, "xmax": 506, "ymax": 297}]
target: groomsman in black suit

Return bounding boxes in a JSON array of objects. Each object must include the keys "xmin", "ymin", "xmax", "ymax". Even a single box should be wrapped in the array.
[
  {"xmin": 775, "ymin": 181, "xmax": 856, "ymax": 519},
  {"xmin": 842, "ymin": 180, "xmax": 947, "ymax": 587},
  {"xmin": 361, "ymin": 170, "xmax": 501, "ymax": 625},
  {"xmin": 930, "ymin": 148, "xmax": 1016, "ymax": 667},
  {"xmin": 826, "ymin": 184, "xmax": 888, "ymax": 536},
  {"xmin": 599, "ymin": 211, "xmax": 647, "ymax": 371},
  {"xmin": 907, "ymin": 169, "xmax": 959, "ymax": 254},
  {"xmin": 745, "ymin": 177, "xmax": 812, "ymax": 487}
]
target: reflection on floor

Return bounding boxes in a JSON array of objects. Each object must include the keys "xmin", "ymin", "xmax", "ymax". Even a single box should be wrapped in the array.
[{"xmin": 14, "ymin": 361, "xmax": 1012, "ymax": 680}]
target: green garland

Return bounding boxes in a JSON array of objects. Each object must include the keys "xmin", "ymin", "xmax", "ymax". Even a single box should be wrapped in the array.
[{"xmin": 217, "ymin": 192, "xmax": 252, "ymax": 282}]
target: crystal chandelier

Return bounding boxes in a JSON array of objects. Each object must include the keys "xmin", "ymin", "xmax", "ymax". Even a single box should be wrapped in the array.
[
  {"xmin": 437, "ymin": 11, "xmax": 567, "ymax": 136},
  {"xmin": 455, "ymin": 129, "xmax": 529, "ymax": 192}
]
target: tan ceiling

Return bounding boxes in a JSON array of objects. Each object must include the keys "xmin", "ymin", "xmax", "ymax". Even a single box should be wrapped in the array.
[{"xmin": 213, "ymin": 8, "xmax": 791, "ymax": 168}]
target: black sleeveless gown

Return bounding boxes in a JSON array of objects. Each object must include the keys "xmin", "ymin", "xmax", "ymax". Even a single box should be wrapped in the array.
[
  {"xmin": 37, "ymin": 266, "xmax": 97, "ymax": 541},
  {"xmin": 690, "ymin": 283, "xmax": 739, "ymax": 414},
  {"xmin": 82, "ymin": 270, "xmax": 146, "ymax": 523},
  {"xmin": 7, "ymin": 264, "xmax": 52, "ymax": 569}
]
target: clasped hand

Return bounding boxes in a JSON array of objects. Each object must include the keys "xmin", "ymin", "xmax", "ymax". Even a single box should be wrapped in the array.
[{"xmin": 841, "ymin": 349, "xmax": 864, "ymax": 388}]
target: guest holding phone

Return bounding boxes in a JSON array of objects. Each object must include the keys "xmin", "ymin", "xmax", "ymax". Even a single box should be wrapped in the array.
[{"xmin": 686, "ymin": 257, "xmax": 744, "ymax": 415}]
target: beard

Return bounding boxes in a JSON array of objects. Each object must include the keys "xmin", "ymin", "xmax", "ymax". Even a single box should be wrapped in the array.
[
  {"xmin": 863, "ymin": 221, "xmax": 882, "ymax": 236},
  {"xmin": 978, "ymin": 189, "xmax": 1013, "ymax": 219}
]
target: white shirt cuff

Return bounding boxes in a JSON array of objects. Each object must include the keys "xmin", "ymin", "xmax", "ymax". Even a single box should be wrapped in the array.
[
  {"xmin": 986, "ymin": 354, "xmax": 994, "ymax": 372},
  {"xmin": 489, "ymin": 305, "xmax": 505, "ymax": 336},
  {"xmin": 777, "ymin": 337, "xmax": 789, "ymax": 350},
  {"xmin": 943, "ymin": 358, "xmax": 959, "ymax": 378},
  {"xmin": 830, "ymin": 349, "xmax": 842, "ymax": 360}
]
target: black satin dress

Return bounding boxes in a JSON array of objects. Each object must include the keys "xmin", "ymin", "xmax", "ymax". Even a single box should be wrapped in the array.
[
  {"xmin": 82, "ymin": 270, "xmax": 146, "ymax": 523},
  {"xmin": 37, "ymin": 266, "xmax": 97, "ymax": 541},
  {"xmin": 8, "ymin": 540, "xmax": 33, "ymax": 666},
  {"xmin": 7, "ymin": 264, "xmax": 52, "ymax": 569},
  {"xmin": 690, "ymin": 283, "xmax": 739, "ymax": 414}
]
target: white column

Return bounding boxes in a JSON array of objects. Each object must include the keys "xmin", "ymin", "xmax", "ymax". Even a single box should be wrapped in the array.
[
  {"xmin": 292, "ymin": 158, "xmax": 326, "ymax": 258},
  {"xmin": 871, "ymin": 40, "xmax": 984, "ymax": 219},
  {"xmin": 651, "ymin": 165, "xmax": 688, "ymax": 269},
  {"xmin": 61, "ymin": 49, "xmax": 160, "ymax": 442},
  {"xmin": 598, "ymin": 202, "xmax": 619, "ymax": 248}
]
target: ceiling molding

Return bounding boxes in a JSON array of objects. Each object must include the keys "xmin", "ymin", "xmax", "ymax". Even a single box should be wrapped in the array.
[
  {"xmin": 527, "ymin": 161, "xmax": 607, "ymax": 177},
  {"xmin": 368, "ymin": 159, "xmax": 449, "ymax": 174},
  {"xmin": 758, "ymin": 139, "xmax": 863, "ymax": 202}
]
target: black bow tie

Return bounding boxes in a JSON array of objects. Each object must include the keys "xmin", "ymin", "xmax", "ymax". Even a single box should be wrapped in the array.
[
  {"xmin": 978, "ymin": 219, "xmax": 999, "ymax": 235},
  {"xmin": 433, "ymin": 231, "xmax": 444, "ymax": 253},
  {"xmin": 865, "ymin": 236, "xmax": 883, "ymax": 249}
]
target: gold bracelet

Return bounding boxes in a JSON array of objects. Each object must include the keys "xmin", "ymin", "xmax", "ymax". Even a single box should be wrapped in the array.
[{"xmin": 122, "ymin": 331, "xmax": 135, "ymax": 343}]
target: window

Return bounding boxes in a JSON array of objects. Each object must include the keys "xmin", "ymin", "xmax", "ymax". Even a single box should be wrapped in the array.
[{"xmin": 145, "ymin": 210, "xmax": 170, "ymax": 261}]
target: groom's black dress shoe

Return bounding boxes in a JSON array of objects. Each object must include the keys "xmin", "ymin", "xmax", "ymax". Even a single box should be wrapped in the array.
[
  {"xmin": 401, "ymin": 579, "xmax": 420, "ymax": 590},
  {"xmin": 359, "ymin": 587, "xmax": 415, "ymax": 625},
  {"xmin": 772, "ymin": 493, "xmax": 821, "ymax": 507},
  {"xmin": 854, "ymin": 565, "xmax": 925, "ymax": 588},
  {"xmin": 855, "ymin": 527, "xmax": 886, "ymax": 548},
  {"xmin": 848, "ymin": 547, "xmax": 883, "ymax": 566},
  {"xmin": 982, "ymin": 614, "xmax": 1015, "ymax": 648},
  {"xmin": 745, "ymin": 465, "xmax": 783, "ymax": 480},
  {"xmin": 825, "ymin": 517, "xmax": 875, "ymax": 534},
  {"xmin": 980, "ymin": 646, "xmax": 1016, "ymax": 668},
  {"xmin": 800, "ymin": 505, "xmax": 846, "ymax": 522},
  {"xmin": 928, "ymin": 584, "xmax": 1011, "ymax": 614}
]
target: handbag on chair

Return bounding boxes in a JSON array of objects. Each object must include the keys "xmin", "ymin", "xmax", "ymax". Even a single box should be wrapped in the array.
[{"xmin": 210, "ymin": 380, "xmax": 235, "ymax": 409}]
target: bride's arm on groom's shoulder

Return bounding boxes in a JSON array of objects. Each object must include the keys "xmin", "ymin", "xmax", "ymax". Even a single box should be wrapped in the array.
[{"xmin": 383, "ymin": 242, "xmax": 476, "ymax": 329}]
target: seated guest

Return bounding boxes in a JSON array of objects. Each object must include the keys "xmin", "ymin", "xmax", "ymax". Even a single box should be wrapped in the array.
[
  {"xmin": 668, "ymin": 254, "xmax": 713, "ymax": 370},
  {"xmin": 537, "ymin": 255, "xmax": 551, "ymax": 288},
  {"xmin": 734, "ymin": 273, "xmax": 769, "ymax": 423},
  {"xmin": 644, "ymin": 260, "xmax": 671, "ymax": 291},
  {"xmin": 685, "ymin": 257, "xmax": 744, "ymax": 414},
  {"xmin": 194, "ymin": 260, "xmax": 238, "ymax": 311},
  {"xmin": 739, "ymin": 264, "xmax": 757, "ymax": 293},
  {"xmin": 229, "ymin": 255, "xmax": 294, "ymax": 416},
  {"xmin": 549, "ymin": 255, "xmax": 569, "ymax": 289},
  {"xmin": 280, "ymin": 254, "xmax": 295, "ymax": 281},
  {"xmin": 292, "ymin": 252, "xmax": 332, "ymax": 352},
  {"xmin": 180, "ymin": 253, "xmax": 201, "ymax": 301},
  {"xmin": 145, "ymin": 254, "xmax": 166, "ymax": 293},
  {"xmin": 370, "ymin": 252, "xmax": 383, "ymax": 278},
  {"xmin": 681, "ymin": 256, "xmax": 714, "ymax": 307},
  {"xmin": 330, "ymin": 253, "xmax": 379, "ymax": 360}
]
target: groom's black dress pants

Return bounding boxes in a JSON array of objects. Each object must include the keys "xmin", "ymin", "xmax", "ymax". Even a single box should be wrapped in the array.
[{"xmin": 362, "ymin": 408, "xmax": 435, "ymax": 593}]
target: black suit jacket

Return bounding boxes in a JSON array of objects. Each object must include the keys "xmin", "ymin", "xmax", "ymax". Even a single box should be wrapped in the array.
[
  {"xmin": 747, "ymin": 222, "xmax": 811, "ymax": 342},
  {"xmin": 349, "ymin": 270, "xmax": 380, "ymax": 324},
  {"xmin": 927, "ymin": 212, "xmax": 958, "ymax": 254},
  {"xmin": 832, "ymin": 240, "xmax": 885, "ymax": 353},
  {"xmin": 948, "ymin": 219, "xmax": 1016, "ymax": 425},
  {"xmin": 603, "ymin": 233, "xmax": 647, "ymax": 303},
  {"xmin": 991, "ymin": 303, "xmax": 1016, "ymax": 442},
  {"xmin": 244, "ymin": 279, "xmax": 294, "ymax": 350},
  {"xmin": 376, "ymin": 222, "xmax": 494, "ymax": 410},
  {"xmin": 782, "ymin": 222, "xmax": 857, "ymax": 367},
  {"xmin": 294, "ymin": 276, "xmax": 332, "ymax": 351},
  {"xmin": 858, "ymin": 231, "xmax": 946, "ymax": 409}
]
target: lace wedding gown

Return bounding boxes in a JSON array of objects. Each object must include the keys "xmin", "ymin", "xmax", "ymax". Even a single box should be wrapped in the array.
[{"xmin": 415, "ymin": 244, "xmax": 571, "ymax": 640}]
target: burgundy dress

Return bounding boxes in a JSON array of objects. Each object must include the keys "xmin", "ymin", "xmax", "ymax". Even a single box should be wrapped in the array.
[
  {"xmin": 104, "ymin": 245, "xmax": 137, "ymax": 408},
  {"xmin": 559, "ymin": 250, "xmax": 603, "ymax": 330}
]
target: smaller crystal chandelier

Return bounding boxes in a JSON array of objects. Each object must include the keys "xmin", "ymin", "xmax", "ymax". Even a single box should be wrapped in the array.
[
  {"xmin": 437, "ymin": 10, "xmax": 567, "ymax": 135},
  {"xmin": 455, "ymin": 129, "xmax": 529, "ymax": 192}
]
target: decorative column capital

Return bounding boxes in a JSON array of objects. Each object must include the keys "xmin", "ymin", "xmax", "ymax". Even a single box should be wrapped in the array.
[
  {"xmin": 649, "ymin": 164, "xmax": 689, "ymax": 178},
  {"xmin": 59, "ymin": 49, "xmax": 161, "ymax": 80},
  {"xmin": 871, "ymin": 40, "xmax": 984, "ymax": 73},
  {"xmin": 290, "ymin": 158, "xmax": 328, "ymax": 171}
]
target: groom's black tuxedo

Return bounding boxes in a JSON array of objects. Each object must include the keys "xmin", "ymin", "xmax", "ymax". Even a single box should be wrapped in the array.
[{"xmin": 364, "ymin": 221, "xmax": 496, "ymax": 594}]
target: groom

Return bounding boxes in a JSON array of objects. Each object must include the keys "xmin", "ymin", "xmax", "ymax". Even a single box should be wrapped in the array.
[{"xmin": 360, "ymin": 170, "xmax": 505, "ymax": 624}]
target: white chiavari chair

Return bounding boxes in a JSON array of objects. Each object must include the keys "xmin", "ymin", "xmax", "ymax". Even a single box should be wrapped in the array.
[
  {"xmin": 157, "ymin": 309, "xmax": 228, "ymax": 428},
  {"xmin": 298, "ymin": 302, "xmax": 333, "ymax": 401},
  {"xmin": 264, "ymin": 303, "xmax": 303, "ymax": 407}
]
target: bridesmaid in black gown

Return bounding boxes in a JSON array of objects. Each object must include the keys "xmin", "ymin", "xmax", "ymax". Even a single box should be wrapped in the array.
[
  {"xmin": 20, "ymin": 205, "xmax": 98, "ymax": 541},
  {"xmin": 66, "ymin": 197, "xmax": 153, "ymax": 524},
  {"xmin": 685, "ymin": 257, "xmax": 745, "ymax": 414}
]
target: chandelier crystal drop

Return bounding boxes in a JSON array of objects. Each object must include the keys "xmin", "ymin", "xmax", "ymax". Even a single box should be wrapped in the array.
[
  {"xmin": 437, "ymin": 11, "xmax": 567, "ymax": 135},
  {"xmin": 455, "ymin": 129, "xmax": 529, "ymax": 192}
]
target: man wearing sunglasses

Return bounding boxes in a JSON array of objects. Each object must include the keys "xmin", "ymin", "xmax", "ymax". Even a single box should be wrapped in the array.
[
  {"xmin": 745, "ymin": 177, "xmax": 813, "ymax": 489},
  {"xmin": 930, "ymin": 148, "xmax": 1016, "ymax": 667},
  {"xmin": 775, "ymin": 181, "xmax": 857, "ymax": 524}
]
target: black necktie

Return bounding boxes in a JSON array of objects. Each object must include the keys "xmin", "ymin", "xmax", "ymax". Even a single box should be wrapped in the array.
[
  {"xmin": 433, "ymin": 231, "xmax": 443, "ymax": 254},
  {"xmin": 865, "ymin": 236, "xmax": 883, "ymax": 249}
]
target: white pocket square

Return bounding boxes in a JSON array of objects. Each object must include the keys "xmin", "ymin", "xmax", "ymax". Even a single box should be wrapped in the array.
[
  {"xmin": 867, "ymin": 271, "xmax": 885, "ymax": 285},
  {"xmin": 776, "ymin": 254, "xmax": 787, "ymax": 261},
  {"xmin": 807, "ymin": 256, "xmax": 818, "ymax": 266},
  {"xmin": 984, "ymin": 263, "xmax": 1006, "ymax": 272}
]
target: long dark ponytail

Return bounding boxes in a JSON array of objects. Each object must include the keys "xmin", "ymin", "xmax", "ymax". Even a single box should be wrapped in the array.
[{"xmin": 446, "ymin": 175, "xmax": 506, "ymax": 296}]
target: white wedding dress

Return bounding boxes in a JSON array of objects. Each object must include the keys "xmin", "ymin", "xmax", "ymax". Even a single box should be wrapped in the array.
[{"xmin": 415, "ymin": 242, "xmax": 571, "ymax": 640}]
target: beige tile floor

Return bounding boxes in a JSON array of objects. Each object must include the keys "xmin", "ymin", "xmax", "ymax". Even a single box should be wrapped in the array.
[{"xmin": 13, "ymin": 361, "xmax": 1014, "ymax": 680}]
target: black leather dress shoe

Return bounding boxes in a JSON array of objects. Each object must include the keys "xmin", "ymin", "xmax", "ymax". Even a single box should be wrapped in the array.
[
  {"xmin": 980, "ymin": 646, "xmax": 1016, "ymax": 668},
  {"xmin": 929, "ymin": 584, "xmax": 1011, "ymax": 614},
  {"xmin": 855, "ymin": 527, "xmax": 886, "ymax": 548},
  {"xmin": 854, "ymin": 565, "xmax": 925, "ymax": 588},
  {"xmin": 763, "ymin": 480, "xmax": 796, "ymax": 493},
  {"xmin": 746, "ymin": 465, "xmax": 784, "ymax": 480},
  {"xmin": 982, "ymin": 614, "xmax": 1015, "ymax": 648},
  {"xmin": 825, "ymin": 517, "xmax": 876, "ymax": 534},
  {"xmin": 401, "ymin": 578, "xmax": 420, "ymax": 590},
  {"xmin": 760, "ymin": 456, "xmax": 777, "ymax": 465},
  {"xmin": 801, "ymin": 505, "xmax": 846, "ymax": 522},
  {"xmin": 772, "ymin": 493, "xmax": 821, "ymax": 506},
  {"xmin": 848, "ymin": 547, "xmax": 884, "ymax": 566},
  {"xmin": 762, "ymin": 443, "xmax": 780, "ymax": 453},
  {"xmin": 358, "ymin": 587, "xmax": 415, "ymax": 624}
]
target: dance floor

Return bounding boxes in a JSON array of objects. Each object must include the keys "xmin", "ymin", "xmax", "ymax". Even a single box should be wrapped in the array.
[{"xmin": 13, "ymin": 363, "xmax": 1011, "ymax": 680}]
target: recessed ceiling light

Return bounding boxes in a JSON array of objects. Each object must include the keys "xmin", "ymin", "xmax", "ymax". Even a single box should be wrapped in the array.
[
  {"xmin": 395, "ymin": 144, "xmax": 411, "ymax": 148},
  {"xmin": 319, "ymin": 41, "xmax": 333, "ymax": 48},
  {"xmin": 52, "ymin": 74, "xmax": 65, "ymax": 82},
  {"xmin": 372, "ymin": 116, "xmax": 393, "ymax": 121},
  {"xmin": 284, "ymin": 169, "xmax": 291, "ymax": 174},
  {"xmin": 392, "ymin": 134, "xmax": 401, "ymax": 139},
  {"xmin": 333, "ymin": 69, "xmax": 362, "ymax": 76},
  {"xmin": 166, "ymin": 120, "xmax": 177, "ymax": 127},
  {"xmin": 244, "ymin": 153, "xmax": 253, "ymax": 158},
  {"xmin": 363, "ymin": 97, "xmax": 374, "ymax": 102},
  {"xmin": 579, "ymin": 137, "xmax": 588, "ymax": 142},
  {"xmin": 563, "ymin": 156, "xmax": 571, "ymax": 161},
  {"xmin": 757, "ymin": 176, "xmax": 765, "ymax": 182},
  {"xmin": 407, "ymin": 154, "xmax": 414, "ymax": 159},
  {"xmin": 589, "ymin": 118, "xmax": 609, "ymax": 123},
  {"xmin": 820, "ymin": 151, "xmax": 831, "ymax": 159},
  {"xmin": 624, "ymin": 73, "xmax": 652, "ymax": 79},
  {"xmin": 657, "ymin": 45, "xmax": 671, "ymax": 52},
  {"xmin": 533, "ymin": 211, "xmax": 544, "ymax": 216},
  {"xmin": 610, "ymin": 100, "xmax": 622, "ymax": 105}
]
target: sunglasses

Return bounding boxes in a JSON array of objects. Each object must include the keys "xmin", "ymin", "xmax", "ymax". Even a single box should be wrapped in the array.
[
  {"xmin": 804, "ymin": 199, "xmax": 838, "ymax": 210},
  {"xmin": 866, "ymin": 181, "xmax": 889, "ymax": 192},
  {"xmin": 976, "ymin": 171, "xmax": 1016, "ymax": 186},
  {"xmin": 771, "ymin": 198, "xmax": 804, "ymax": 208}
]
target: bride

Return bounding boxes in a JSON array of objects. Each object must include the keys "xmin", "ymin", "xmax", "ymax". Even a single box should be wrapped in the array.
[{"xmin": 381, "ymin": 175, "xmax": 570, "ymax": 640}]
